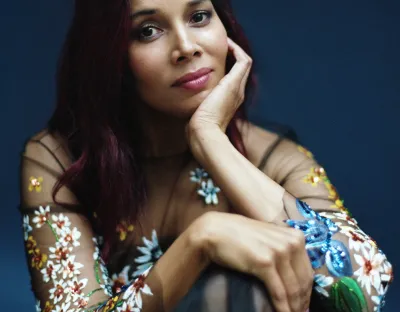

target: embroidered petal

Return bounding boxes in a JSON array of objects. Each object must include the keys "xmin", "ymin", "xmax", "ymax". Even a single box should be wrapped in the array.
[{"xmin": 325, "ymin": 240, "xmax": 353, "ymax": 277}]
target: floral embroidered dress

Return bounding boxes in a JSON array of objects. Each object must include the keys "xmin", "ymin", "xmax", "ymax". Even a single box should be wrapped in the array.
[{"xmin": 19, "ymin": 127, "xmax": 393, "ymax": 312}]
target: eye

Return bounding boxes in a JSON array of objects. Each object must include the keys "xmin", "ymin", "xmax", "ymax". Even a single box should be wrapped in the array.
[
  {"xmin": 134, "ymin": 10, "xmax": 213, "ymax": 42},
  {"xmin": 190, "ymin": 11, "xmax": 212, "ymax": 25},
  {"xmin": 136, "ymin": 24, "xmax": 162, "ymax": 41}
]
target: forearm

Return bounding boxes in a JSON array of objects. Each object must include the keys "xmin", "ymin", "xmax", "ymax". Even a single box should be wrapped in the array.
[
  {"xmin": 88, "ymin": 223, "xmax": 210, "ymax": 312},
  {"xmin": 189, "ymin": 127, "xmax": 290, "ymax": 223},
  {"xmin": 142, "ymin": 223, "xmax": 210, "ymax": 311}
]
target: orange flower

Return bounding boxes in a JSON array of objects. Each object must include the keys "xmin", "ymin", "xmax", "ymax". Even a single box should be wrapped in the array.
[
  {"xmin": 116, "ymin": 221, "xmax": 135, "ymax": 241},
  {"xmin": 28, "ymin": 176, "xmax": 43, "ymax": 192}
]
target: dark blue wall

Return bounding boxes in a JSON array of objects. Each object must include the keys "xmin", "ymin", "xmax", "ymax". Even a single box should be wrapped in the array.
[{"xmin": 1, "ymin": 0, "xmax": 399, "ymax": 309}]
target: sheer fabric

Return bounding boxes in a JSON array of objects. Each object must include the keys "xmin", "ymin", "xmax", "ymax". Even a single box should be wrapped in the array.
[{"xmin": 19, "ymin": 127, "xmax": 392, "ymax": 312}]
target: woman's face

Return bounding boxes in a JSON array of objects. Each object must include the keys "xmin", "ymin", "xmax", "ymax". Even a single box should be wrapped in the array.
[{"xmin": 129, "ymin": 0, "xmax": 228, "ymax": 118}]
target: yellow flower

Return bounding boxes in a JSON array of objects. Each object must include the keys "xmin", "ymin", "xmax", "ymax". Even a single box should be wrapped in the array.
[
  {"xmin": 42, "ymin": 301, "xmax": 54, "ymax": 312},
  {"xmin": 297, "ymin": 145, "xmax": 314, "ymax": 159},
  {"xmin": 325, "ymin": 181, "xmax": 339, "ymax": 200},
  {"xmin": 303, "ymin": 167, "xmax": 326, "ymax": 187},
  {"xmin": 116, "ymin": 221, "xmax": 135, "ymax": 241},
  {"xmin": 31, "ymin": 248, "xmax": 47, "ymax": 270},
  {"xmin": 26, "ymin": 236, "xmax": 37, "ymax": 254},
  {"xmin": 104, "ymin": 296, "xmax": 119, "ymax": 312},
  {"xmin": 28, "ymin": 176, "xmax": 43, "ymax": 192}
]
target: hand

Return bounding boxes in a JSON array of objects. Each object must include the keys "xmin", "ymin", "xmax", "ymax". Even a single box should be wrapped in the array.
[
  {"xmin": 186, "ymin": 37, "xmax": 253, "ymax": 142},
  {"xmin": 192, "ymin": 211, "xmax": 314, "ymax": 312}
]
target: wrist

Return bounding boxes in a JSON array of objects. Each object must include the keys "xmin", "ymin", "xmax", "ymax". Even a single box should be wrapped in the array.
[
  {"xmin": 186, "ymin": 212, "xmax": 219, "ymax": 265},
  {"xmin": 186, "ymin": 122, "xmax": 228, "ymax": 161}
]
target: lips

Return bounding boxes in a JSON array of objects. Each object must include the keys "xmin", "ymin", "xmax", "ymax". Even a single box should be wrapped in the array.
[{"xmin": 172, "ymin": 68, "xmax": 213, "ymax": 87}]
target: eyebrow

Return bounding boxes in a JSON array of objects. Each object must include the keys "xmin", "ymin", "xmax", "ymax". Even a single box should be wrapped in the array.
[{"xmin": 130, "ymin": 0, "xmax": 210, "ymax": 20}]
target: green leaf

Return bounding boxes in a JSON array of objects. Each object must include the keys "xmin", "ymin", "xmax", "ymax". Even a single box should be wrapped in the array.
[{"xmin": 329, "ymin": 277, "xmax": 368, "ymax": 312}]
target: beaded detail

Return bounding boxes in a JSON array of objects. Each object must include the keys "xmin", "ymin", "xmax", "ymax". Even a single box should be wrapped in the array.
[{"xmin": 286, "ymin": 199, "xmax": 353, "ymax": 277}]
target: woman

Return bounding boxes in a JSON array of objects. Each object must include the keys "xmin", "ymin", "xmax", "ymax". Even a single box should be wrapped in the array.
[{"xmin": 19, "ymin": 0, "xmax": 393, "ymax": 311}]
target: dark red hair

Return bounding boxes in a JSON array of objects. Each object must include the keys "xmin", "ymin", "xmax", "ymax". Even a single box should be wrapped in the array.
[{"xmin": 48, "ymin": 0, "xmax": 259, "ymax": 260}]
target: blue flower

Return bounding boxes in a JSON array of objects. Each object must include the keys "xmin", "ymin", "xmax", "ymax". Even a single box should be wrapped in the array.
[
  {"xmin": 190, "ymin": 168, "xmax": 208, "ymax": 184},
  {"xmin": 286, "ymin": 199, "xmax": 353, "ymax": 277},
  {"xmin": 23, "ymin": 215, "xmax": 33, "ymax": 241},
  {"xmin": 314, "ymin": 274, "xmax": 334, "ymax": 297},
  {"xmin": 133, "ymin": 230, "xmax": 163, "ymax": 277},
  {"xmin": 198, "ymin": 179, "xmax": 220, "ymax": 205}
]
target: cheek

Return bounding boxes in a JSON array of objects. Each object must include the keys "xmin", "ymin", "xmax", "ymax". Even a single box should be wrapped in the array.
[{"xmin": 128, "ymin": 46, "xmax": 164, "ymax": 87}]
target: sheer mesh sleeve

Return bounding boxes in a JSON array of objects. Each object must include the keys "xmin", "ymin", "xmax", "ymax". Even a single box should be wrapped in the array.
[
  {"xmin": 19, "ymin": 132, "xmax": 156, "ymax": 312},
  {"xmin": 264, "ymin": 137, "xmax": 393, "ymax": 312}
]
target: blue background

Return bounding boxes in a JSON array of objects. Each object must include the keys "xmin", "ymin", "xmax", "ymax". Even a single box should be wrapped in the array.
[{"xmin": 1, "ymin": 0, "xmax": 399, "ymax": 309}]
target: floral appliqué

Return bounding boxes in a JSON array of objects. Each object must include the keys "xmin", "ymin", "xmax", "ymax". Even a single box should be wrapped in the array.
[
  {"xmin": 190, "ymin": 167, "xmax": 220, "ymax": 205},
  {"xmin": 25, "ymin": 206, "xmax": 111, "ymax": 311},
  {"xmin": 89, "ymin": 267, "xmax": 153, "ymax": 312},
  {"xmin": 301, "ymin": 163, "xmax": 351, "ymax": 216},
  {"xmin": 28, "ymin": 176, "xmax": 43, "ymax": 192},
  {"xmin": 133, "ymin": 229, "xmax": 163, "ymax": 277},
  {"xmin": 116, "ymin": 221, "xmax": 135, "ymax": 241}
]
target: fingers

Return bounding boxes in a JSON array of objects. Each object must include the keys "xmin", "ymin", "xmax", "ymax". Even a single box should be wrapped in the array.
[
  {"xmin": 277, "ymin": 258, "xmax": 302, "ymax": 311},
  {"xmin": 262, "ymin": 263, "xmax": 291, "ymax": 312},
  {"xmin": 257, "ymin": 223, "xmax": 312, "ymax": 312},
  {"xmin": 277, "ymin": 227, "xmax": 313, "ymax": 311},
  {"xmin": 226, "ymin": 38, "xmax": 252, "ymax": 102},
  {"xmin": 289, "ymin": 230, "xmax": 314, "ymax": 310},
  {"xmin": 265, "ymin": 230, "xmax": 302, "ymax": 312}
]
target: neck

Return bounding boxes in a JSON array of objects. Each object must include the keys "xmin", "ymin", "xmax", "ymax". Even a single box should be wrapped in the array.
[{"xmin": 135, "ymin": 103, "xmax": 190, "ymax": 159}]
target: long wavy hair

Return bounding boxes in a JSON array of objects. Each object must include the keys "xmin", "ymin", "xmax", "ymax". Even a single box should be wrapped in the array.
[{"xmin": 48, "ymin": 0, "xmax": 259, "ymax": 260}]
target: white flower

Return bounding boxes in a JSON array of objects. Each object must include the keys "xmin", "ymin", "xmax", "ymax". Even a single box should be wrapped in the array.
[
  {"xmin": 41, "ymin": 260, "xmax": 62, "ymax": 283},
  {"xmin": 66, "ymin": 277, "xmax": 88, "ymax": 302},
  {"xmin": 197, "ymin": 179, "xmax": 220, "ymax": 205},
  {"xmin": 133, "ymin": 230, "xmax": 162, "ymax": 277},
  {"xmin": 60, "ymin": 255, "xmax": 84, "ymax": 279},
  {"xmin": 52, "ymin": 301, "xmax": 75, "ymax": 312},
  {"xmin": 49, "ymin": 242, "xmax": 73, "ymax": 263},
  {"xmin": 354, "ymin": 244, "xmax": 385, "ymax": 295},
  {"xmin": 117, "ymin": 301, "xmax": 140, "ymax": 312},
  {"xmin": 32, "ymin": 205, "xmax": 51, "ymax": 228},
  {"xmin": 112, "ymin": 265, "xmax": 132, "ymax": 293},
  {"xmin": 51, "ymin": 214, "xmax": 71, "ymax": 234},
  {"xmin": 49, "ymin": 279, "xmax": 69, "ymax": 304},
  {"xmin": 23, "ymin": 215, "xmax": 33, "ymax": 241},
  {"xmin": 59, "ymin": 227, "xmax": 81, "ymax": 247},
  {"xmin": 123, "ymin": 269, "xmax": 153, "ymax": 309},
  {"xmin": 319, "ymin": 212, "xmax": 358, "ymax": 226}
]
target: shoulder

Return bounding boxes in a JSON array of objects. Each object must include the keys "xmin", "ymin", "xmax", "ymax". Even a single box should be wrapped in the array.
[
  {"xmin": 237, "ymin": 119, "xmax": 304, "ymax": 163},
  {"xmin": 236, "ymin": 119, "xmax": 280, "ymax": 166},
  {"xmin": 237, "ymin": 119, "xmax": 316, "ymax": 178},
  {"xmin": 22, "ymin": 128, "xmax": 74, "ymax": 172}
]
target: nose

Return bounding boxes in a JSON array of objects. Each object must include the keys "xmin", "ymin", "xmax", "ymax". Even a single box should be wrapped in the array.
[{"xmin": 171, "ymin": 27, "xmax": 202, "ymax": 64}]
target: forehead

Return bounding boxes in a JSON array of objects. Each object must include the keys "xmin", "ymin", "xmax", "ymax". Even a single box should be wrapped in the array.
[{"xmin": 130, "ymin": 0, "xmax": 209, "ymax": 10}]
